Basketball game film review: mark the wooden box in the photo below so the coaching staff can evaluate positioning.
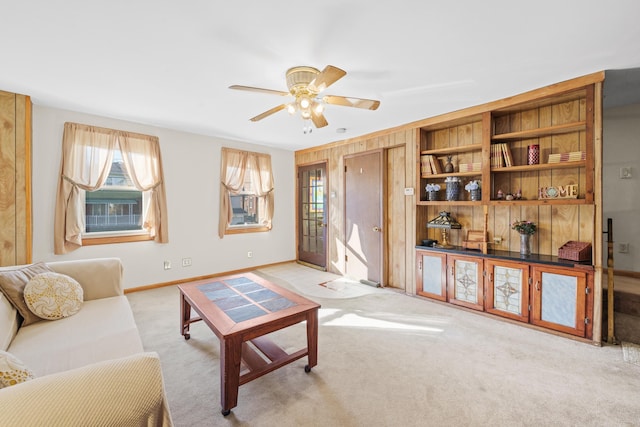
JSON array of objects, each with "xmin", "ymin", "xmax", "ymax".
[
  {"xmin": 463, "ymin": 230, "xmax": 488, "ymax": 253},
  {"xmin": 558, "ymin": 241, "xmax": 592, "ymax": 261}
]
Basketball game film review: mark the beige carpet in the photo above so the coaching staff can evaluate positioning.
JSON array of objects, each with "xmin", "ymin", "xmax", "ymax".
[
  {"xmin": 127, "ymin": 263, "xmax": 640, "ymax": 427},
  {"xmin": 257, "ymin": 263, "xmax": 392, "ymax": 299}
]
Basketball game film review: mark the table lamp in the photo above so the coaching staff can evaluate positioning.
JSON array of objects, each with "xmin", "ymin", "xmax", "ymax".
[{"xmin": 427, "ymin": 211, "xmax": 462, "ymax": 249}]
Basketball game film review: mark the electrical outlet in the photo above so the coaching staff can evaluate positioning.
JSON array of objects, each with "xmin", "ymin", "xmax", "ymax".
[
  {"xmin": 618, "ymin": 243, "xmax": 629, "ymax": 253},
  {"xmin": 619, "ymin": 167, "xmax": 632, "ymax": 179},
  {"xmin": 182, "ymin": 257, "xmax": 192, "ymax": 267},
  {"xmin": 247, "ymin": 251, "xmax": 253, "ymax": 258},
  {"xmin": 163, "ymin": 261, "xmax": 171, "ymax": 270},
  {"xmin": 493, "ymin": 237, "xmax": 502, "ymax": 244}
]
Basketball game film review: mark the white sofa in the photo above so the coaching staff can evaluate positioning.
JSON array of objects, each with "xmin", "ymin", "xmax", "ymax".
[{"xmin": 0, "ymin": 258, "xmax": 173, "ymax": 426}]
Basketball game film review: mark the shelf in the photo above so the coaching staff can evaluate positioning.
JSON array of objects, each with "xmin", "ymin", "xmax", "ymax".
[
  {"xmin": 421, "ymin": 171, "xmax": 482, "ymax": 179},
  {"xmin": 490, "ymin": 160, "xmax": 585, "ymax": 173},
  {"xmin": 420, "ymin": 143, "xmax": 483, "ymax": 156},
  {"xmin": 417, "ymin": 200, "xmax": 482, "ymax": 206},
  {"xmin": 418, "ymin": 199, "xmax": 588, "ymax": 206},
  {"xmin": 491, "ymin": 121, "xmax": 586, "ymax": 141},
  {"xmin": 489, "ymin": 198, "xmax": 587, "ymax": 206}
]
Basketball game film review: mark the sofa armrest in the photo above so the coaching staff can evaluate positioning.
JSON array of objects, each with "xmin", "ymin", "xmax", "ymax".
[
  {"xmin": 0, "ymin": 352, "xmax": 173, "ymax": 427},
  {"xmin": 47, "ymin": 258, "xmax": 123, "ymax": 300}
]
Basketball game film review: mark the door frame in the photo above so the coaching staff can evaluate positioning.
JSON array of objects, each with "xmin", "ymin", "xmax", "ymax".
[{"xmin": 296, "ymin": 160, "xmax": 329, "ymax": 270}]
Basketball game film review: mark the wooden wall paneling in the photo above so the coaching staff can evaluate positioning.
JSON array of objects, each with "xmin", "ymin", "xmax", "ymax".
[
  {"xmin": 14, "ymin": 95, "xmax": 30, "ymax": 265},
  {"xmin": 304, "ymin": 130, "xmax": 413, "ymax": 284},
  {"xmin": 493, "ymin": 205, "xmax": 510, "ymax": 250},
  {"xmin": 386, "ymin": 145, "xmax": 406, "ymax": 289},
  {"xmin": 507, "ymin": 204, "xmax": 518, "ymax": 252},
  {"xmin": 551, "ymin": 205, "xmax": 579, "ymax": 255},
  {"xmin": 591, "ymin": 81, "xmax": 603, "ymax": 343},
  {"xmin": 578, "ymin": 204, "xmax": 595, "ymax": 244},
  {"xmin": 0, "ymin": 92, "xmax": 17, "ymax": 266},
  {"xmin": 538, "ymin": 205, "xmax": 553, "ymax": 255},
  {"xmin": 403, "ymin": 129, "xmax": 417, "ymax": 294},
  {"xmin": 522, "ymin": 204, "xmax": 540, "ymax": 254},
  {"xmin": 0, "ymin": 91, "xmax": 31, "ymax": 267}
]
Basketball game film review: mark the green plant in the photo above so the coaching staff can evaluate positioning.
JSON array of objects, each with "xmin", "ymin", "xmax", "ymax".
[{"xmin": 512, "ymin": 220, "xmax": 536, "ymax": 235}]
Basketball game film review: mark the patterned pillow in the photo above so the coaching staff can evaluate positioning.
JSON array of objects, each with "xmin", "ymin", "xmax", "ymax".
[
  {"xmin": 0, "ymin": 263, "xmax": 54, "ymax": 327},
  {"xmin": 23, "ymin": 273, "xmax": 84, "ymax": 321},
  {"xmin": 0, "ymin": 350, "xmax": 35, "ymax": 388}
]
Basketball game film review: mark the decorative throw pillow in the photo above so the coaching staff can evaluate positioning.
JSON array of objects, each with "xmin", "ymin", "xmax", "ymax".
[
  {"xmin": 0, "ymin": 350, "xmax": 35, "ymax": 388},
  {"xmin": 0, "ymin": 263, "xmax": 54, "ymax": 327},
  {"xmin": 24, "ymin": 272, "xmax": 84, "ymax": 321}
]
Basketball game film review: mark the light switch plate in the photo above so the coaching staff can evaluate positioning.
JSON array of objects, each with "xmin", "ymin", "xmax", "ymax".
[{"xmin": 404, "ymin": 187, "xmax": 414, "ymax": 196}]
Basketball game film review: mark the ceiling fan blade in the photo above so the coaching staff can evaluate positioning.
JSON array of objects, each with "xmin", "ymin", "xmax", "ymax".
[
  {"xmin": 323, "ymin": 95, "xmax": 380, "ymax": 110},
  {"xmin": 229, "ymin": 85, "xmax": 290, "ymax": 97},
  {"xmin": 250, "ymin": 104, "xmax": 287, "ymax": 122},
  {"xmin": 308, "ymin": 65, "xmax": 346, "ymax": 93},
  {"xmin": 311, "ymin": 109, "xmax": 328, "ymax": 128}
]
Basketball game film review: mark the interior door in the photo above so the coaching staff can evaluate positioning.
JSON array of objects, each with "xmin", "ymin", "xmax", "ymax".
[
  {"xmin": 345, "ymin": 151, "xmax": 383, "ymax": 284},
  {"xmin": 297, "ymin": 163, "xmax": 327, "ymax": 269}
]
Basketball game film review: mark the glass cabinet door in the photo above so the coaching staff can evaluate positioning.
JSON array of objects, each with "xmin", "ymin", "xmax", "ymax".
[
  {"xmin": 530, "ymin": 265, "xmax": 587, "ymax": 337},
  {"xmin": 416, "ymin": 251, "xmax": 447, "ymax": 301},
  {"xmin": 485, "ymin": 260, "xmax": 529, "ymax": 322},
  {"xmin": 447, "ymin": 254, "xmax": 484, "ymax": 311}
]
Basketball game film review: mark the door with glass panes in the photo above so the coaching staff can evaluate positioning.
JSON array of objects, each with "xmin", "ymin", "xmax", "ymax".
[{"xmin": 297, "ymin": 163, "xmax": 327, "ymax": 269}]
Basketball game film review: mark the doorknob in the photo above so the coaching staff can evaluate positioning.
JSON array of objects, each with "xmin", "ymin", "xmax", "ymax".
[{"xmin": 373, "ymin": 226, "xmax": 382, "ymax": 232}]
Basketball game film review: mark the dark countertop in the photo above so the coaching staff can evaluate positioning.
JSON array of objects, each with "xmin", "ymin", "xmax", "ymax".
[{"xmin": 415, "ymin": 245, "xmax": 594, "ymax": 270}]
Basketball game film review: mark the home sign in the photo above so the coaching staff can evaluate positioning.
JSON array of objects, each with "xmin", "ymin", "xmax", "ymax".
[{"xmin": 538, "ymin": 184, "xmax": 578, "ymax": 199}]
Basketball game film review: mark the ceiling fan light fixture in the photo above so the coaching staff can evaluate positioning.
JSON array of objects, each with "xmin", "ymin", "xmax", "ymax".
[
  {"xmin": 299, "ymin": 96, "xmax": 311, "ymax": 109},
  {"xmin": 230, "ymin": 64, "xmax": 380, "ymax": 129}
]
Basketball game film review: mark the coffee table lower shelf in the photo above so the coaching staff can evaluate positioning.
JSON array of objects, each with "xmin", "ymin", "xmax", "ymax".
[{"xmin": 240, "ymin": 336, "xmax": 312, "ymax": 386}]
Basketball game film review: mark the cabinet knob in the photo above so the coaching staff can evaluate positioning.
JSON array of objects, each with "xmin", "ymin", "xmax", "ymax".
[{"xmin": 373, "ymin": 226, "xmax": 382, "ymax": 232}]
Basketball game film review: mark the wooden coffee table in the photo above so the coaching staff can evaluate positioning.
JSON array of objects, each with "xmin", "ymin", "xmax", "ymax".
[{"xmin": 178, "ymin": 272, "xmax": 320, "ymax": 416}]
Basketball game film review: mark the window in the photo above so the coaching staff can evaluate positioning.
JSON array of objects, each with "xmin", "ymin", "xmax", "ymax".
[
  {"xmin": 219, "ymin": 147, "xmax": 274, "ymax": 237},
  {"xmin": 84, "ymin": 150, "xmax": 145, "ymax": 234},
  {"xmin": 54, "ymin": 122, "xmax": 169, "ymax": 254}
]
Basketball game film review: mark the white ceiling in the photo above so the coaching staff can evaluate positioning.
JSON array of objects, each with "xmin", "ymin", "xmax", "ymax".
[{"xmin": 2, "ymin": 1, "xmax": 639, "ymax": 151}]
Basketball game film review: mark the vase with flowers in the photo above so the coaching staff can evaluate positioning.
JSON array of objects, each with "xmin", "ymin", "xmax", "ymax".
[
  {"xmin": 465, "ymin": 180, "xmax": 481, "ymax": 201},
  {"xmin": 512, "ymin": 220, "xmax": 536, "ymax": 255},
  {"xmin": 425, "ymin": 183, "xmax": 441, "ymax": 201}
]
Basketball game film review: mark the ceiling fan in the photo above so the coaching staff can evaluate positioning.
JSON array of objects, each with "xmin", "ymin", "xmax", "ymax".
[{"xmin": 229, "ymin": 65, "xmax": 380, "ymax": 130}]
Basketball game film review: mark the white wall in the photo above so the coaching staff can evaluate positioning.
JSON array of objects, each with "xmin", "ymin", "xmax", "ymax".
[
  {"xmin": 32, "ymin": 105, "xmax": 296, "ymax": 289},
  {"xmin": 602, "ymin": 103, "xmax": 640, "ymax": 272}
]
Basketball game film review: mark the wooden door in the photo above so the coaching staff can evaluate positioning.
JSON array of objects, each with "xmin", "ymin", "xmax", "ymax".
[
  {"xmin": 530, "ymin": 265, "xmax": 587, "ymax": 337},
  {"xmin": 447, "ymin": 254, "xmax": 484, "ymax": 311},
  {"xmin": 416, "ymin": 250, "xmax": 447, "ymax": 301},
  {"xmin": 345, "ymin": 151, "xmax": 383, "ymax": 284},
  {"xmin": 485, "ymin": 259, "xmax": 530, "ymax": 322},
  {"xmin": 297, "ymin": 162, "xmax": 327, "ymax": 269}
]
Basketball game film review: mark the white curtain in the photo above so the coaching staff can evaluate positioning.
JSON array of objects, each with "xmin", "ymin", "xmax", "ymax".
[
  {"xmin": 218, "ymin": 147, "xmax": 274, "ymax": 238},
  {"xmin": 54, "ymin": 122, "xmax": 169, "ymax": 254}
]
